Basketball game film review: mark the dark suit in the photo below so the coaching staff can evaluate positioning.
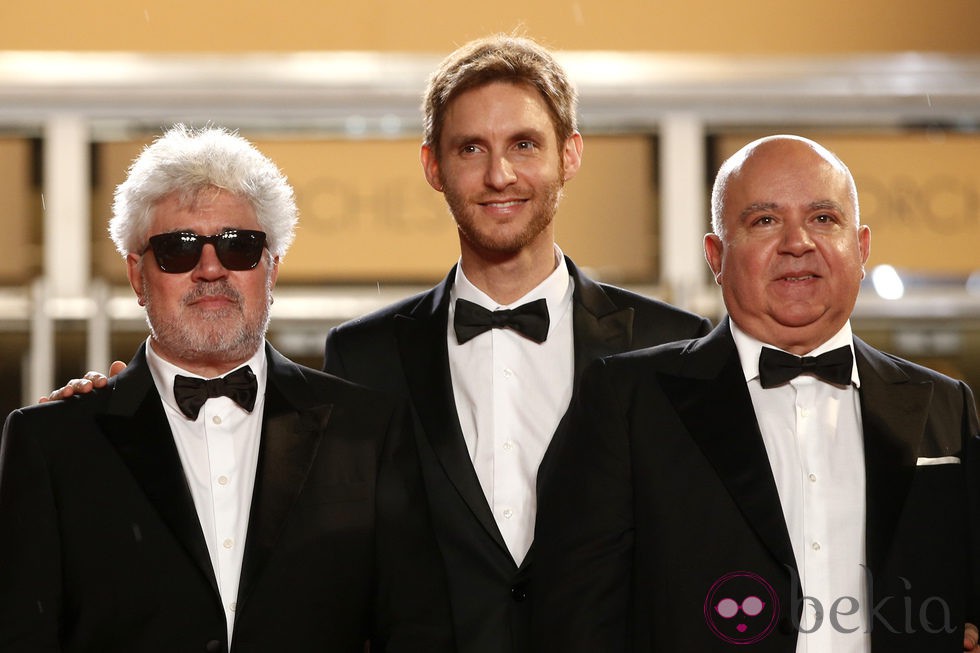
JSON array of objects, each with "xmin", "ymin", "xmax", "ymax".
[
  {"xmin": 534, "ymin": 319, "xmax": 980, "ymax": 652},
  {"xmin": 323, "ymin": 257, "xmax": 712, "ymax": 653},
  {"xmin": 0, "ymin": 342, "xmax": 453, "ymax": 653}
]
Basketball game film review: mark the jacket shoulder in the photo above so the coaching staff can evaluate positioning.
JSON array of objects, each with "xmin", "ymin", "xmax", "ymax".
[
  {"xmin": 592, "ymin": 281, "xmax": 712, "ymax": 340},
  {"xmin": 329, "ymin": 288, "xmax": 435, "ymax": 339}
]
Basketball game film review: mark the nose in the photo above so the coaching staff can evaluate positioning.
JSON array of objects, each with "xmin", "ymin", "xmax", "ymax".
[
  {"xmin": 485, "ymin": 154, "xmax": 518, "ymax": 190},
  {"xmin": 191, "ymin": 243, "xmax": 228, "ymax": 280},
  {"xmin": 779, "ymin": 222, "xmax": 815, "ymax": 256}
]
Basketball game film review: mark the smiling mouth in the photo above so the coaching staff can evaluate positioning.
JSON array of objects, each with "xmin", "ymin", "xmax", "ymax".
[{"xmin": 481, "ymin": 199, "xmax": 526, "ymax": 208}]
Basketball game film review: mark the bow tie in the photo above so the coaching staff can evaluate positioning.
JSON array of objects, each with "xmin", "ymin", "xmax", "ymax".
[
  {"xmin": 758, "ymin": 345, "xmax": 853, "ymax": 389},
  {"xmin": 173, "ymin": 365, "xmax": 257, "ymax": 420},
  {"xmin": 453, "ymin": 298, "xmax": 550, "ymax": 344}
]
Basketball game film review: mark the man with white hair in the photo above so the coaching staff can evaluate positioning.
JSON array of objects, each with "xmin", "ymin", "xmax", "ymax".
[{"xmin": 0, "ymin": 125, "xmax": 452, "ymax": 653}]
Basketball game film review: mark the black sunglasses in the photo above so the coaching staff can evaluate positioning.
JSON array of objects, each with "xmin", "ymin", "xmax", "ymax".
[{"xmin": 144, "ymin": 229, "xmax": 268, "ymax": 273}]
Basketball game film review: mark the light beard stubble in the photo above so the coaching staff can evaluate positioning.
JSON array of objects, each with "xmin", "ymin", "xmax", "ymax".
[{"xmin": 442, "ymin": 175, "xmax": 564, "ymax": 256}]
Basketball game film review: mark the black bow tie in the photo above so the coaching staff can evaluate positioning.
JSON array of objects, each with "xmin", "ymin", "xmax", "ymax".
[
  {"xmin": 173, "ymin": 365, "xmax": 257, "ymax": 420},
  {"xmin": 453, "ymin": 298, "xmax": 550, "ymax": 344},
  {"xmin": 758, "ymin": 345, "xmax": 853, "ymax": 389}
]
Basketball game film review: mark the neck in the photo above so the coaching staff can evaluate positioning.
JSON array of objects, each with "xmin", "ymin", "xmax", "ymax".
[
  {"xmin": 459, "ymin": 240, "xmax": 558, "ymax": 305},
  {"xmin": 732, "ymin": 318, "xmax": 845, "ymax": 357},
  {"xmin": 151, "ymin": 339, "xmax": 257, "ymax": 379}
]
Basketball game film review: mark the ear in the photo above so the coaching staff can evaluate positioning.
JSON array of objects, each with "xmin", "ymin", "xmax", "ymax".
[
  {"xmin": 126, "ymin": 252, "xmax": 144, "ymax": 299},
  {"xmin": 268, "ymin": 255, "xmax": 280, "ymax": 288},
  {"xmin": 703, "ymin": 233, "xmax": 724, "ymax": 284},
  {"xmin": 857, "ymin": 224, "xmax": 871, "ymax": 267},
  {"xmin": 420, "ymin": 144, "xmax": 443, "ymax": 192},
  {"xmin": 561, "ymin": 132, "xmax": 584, "ymax": 182}
]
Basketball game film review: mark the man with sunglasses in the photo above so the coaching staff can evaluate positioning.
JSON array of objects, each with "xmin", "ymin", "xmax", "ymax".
[{"xmin": 0, "ymin": 125, "xmax": 453, "ymax": 652}]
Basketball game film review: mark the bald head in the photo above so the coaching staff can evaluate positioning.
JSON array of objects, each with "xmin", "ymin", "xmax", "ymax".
[{"xmin": 711, "ymin": 135, "xmax": 860, "ymax": 239}]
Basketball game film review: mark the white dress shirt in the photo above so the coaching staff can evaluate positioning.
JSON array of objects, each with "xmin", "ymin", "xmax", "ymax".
[
  {"xmin": 146, "ymin": 339, "xmax": 267, "ymax": 646},
  {"xmin": 447, "ymin": 247, "xmax": 575, "ymax": 566},
  {"xmin": 731, "ymin": 321, "xmax": 870, "ymax": 653}
]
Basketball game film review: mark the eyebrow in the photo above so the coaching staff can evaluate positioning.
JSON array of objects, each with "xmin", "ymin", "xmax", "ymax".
[
  {"xmin": 446, "ymin": 128, "xmax": 549, "ymax": 148},
  {"xmin": 809, "ymin": 200, "xmax": 847, "ymax": 213},
  {"xmin": 739, "ymin": 200, "xmax": 846, "ymax": 219},
  {"xmin": 739, "ymin": 202, "xmax": 778, "ymax": 220}
]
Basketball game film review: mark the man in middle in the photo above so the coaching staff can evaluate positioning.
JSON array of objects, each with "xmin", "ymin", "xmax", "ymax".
[{"xmin": 323, "ymin": 34, "xmax": 712, "ymax": 653}]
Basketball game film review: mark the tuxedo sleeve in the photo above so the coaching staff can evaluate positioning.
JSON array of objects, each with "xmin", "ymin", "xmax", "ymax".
[
  {"xmin": 533, "ymin": 358, "xmax": 634, "ymax": 653},
  {"xmin": 0, "ymin": 409, "xmax": 63, "ymax": 652},
  {"xmin": 962, "ymin": 381, "xmax": 980, "ymax": 626},
  {"xmin": 371, "ymin": 400, "xmax": 455, "ymax": 652}
]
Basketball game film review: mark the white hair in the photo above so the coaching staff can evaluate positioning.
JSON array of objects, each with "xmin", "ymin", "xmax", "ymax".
[{"xmin": 109, "ymin": 124, "xmax": 298, "ymax": 258}]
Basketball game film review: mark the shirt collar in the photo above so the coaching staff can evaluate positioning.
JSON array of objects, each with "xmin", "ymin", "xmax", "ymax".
[
  {"xmin": 145, "ymin": 338, "xmax": 268, "ymax": 420},
  {"xmin": 730, "ymin": 319, "xmax": 861, "ymax": 388}
]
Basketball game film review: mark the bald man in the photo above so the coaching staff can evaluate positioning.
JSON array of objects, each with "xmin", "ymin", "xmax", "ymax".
[{"xmin": 534, "ymin": 135, "xmax": 980, "ymax": 652}]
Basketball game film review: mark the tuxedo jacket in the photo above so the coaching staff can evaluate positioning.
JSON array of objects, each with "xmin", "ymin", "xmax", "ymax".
[
  {"xmin": 0, "ymin": 342, "xmax": 454, "ymax": 653},
  {"xmin": 323, "ymin": 257, "xmax": 712, "ymax": 653},
  {"xmin": 533, "ymin": 319, "xmax": 980, "ymax": 652}
]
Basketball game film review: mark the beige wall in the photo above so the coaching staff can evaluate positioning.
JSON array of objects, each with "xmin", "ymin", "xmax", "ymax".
[
  {"xmin": 0, "ymin": 139, "xmax": 40, "ymax": 282},
  {"xmin": 4, "ymin": 0, "xmax": 978, "ymax": 283},
  {"xmin": 2, "ymin": 0, "xmax": 979, "ymax": 54}
]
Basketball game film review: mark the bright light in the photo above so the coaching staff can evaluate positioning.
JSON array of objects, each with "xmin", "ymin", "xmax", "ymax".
[{"xmin": 871, "ymin": 264, "xmax": 905, "ymax": 300}]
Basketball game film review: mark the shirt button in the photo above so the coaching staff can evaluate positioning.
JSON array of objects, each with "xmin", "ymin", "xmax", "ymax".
[
  {"xmin": 811, "ymin": 541, "xmax": 821, "ymax": 551},
  {"xmin": 799, "ymin": 407, "xmax": 810, "ymax": 418},
  {"xmin": 503, "ymin": 368, "xmax": 513, "ymax": 378},
  {"xmin": 229, "ymin": 601, "xmax": 237, "ymax": 612},
  {"xmin": 502, "ymin": 509, "xmax": 514, "ymax": 519},
  {"xmin": 503, "ymin": 441, "xmax": 514, "ymax": 451},
  {"xmin": 223, "ymin": 538, "xmax": 234, "ymax": 549},
  {"xmin": 217, "ymin": 475, "xmax": 229, "ymax": 486},
  {"xmin": 212, "ymin": 415, "xmax": 222, "ymax": 425},
  {"xmin": 808, "ymin": 473, "xmax": 817, "ymax": 482}
]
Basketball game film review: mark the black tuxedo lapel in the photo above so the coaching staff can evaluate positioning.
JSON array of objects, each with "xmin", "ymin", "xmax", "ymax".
[
  {"xmin": 97, "ymin": 346, "xmax": 218, "ymax": 596},
  {"xmin": 854, "ymin": 338, "xmax": 933, "ymax": 575},
  {"xmin": 394, "ymin": 269, "xmax": 508, "ymax": 555},
  {"xmin": 536, "ymin": 258, "xmax": 636, "ymax": 498},
  {"xmin": 567, "ymin": 257, "xmax": 634, "ymax": 393},
  {"xmin": 237, "ymin": 345, "xmax": 331, "ymax": 610},
  {"xmin": 660, "ymin": 323, "xmax": 798, "ymax": 573}
]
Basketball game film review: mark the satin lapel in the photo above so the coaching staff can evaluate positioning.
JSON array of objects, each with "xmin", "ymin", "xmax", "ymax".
[
  {"xmin": 854, "ymin": 338, "xmax": 932, "ymax": 574},
  {"xmin": 567, "ymin": 257, "xmax": 634, "ymax": 395},
  {"xmin": 536, "ymin": 260, "xmax": 634, "ymax": 494},
  {"xmin": 237, "ymin": 346, "xmax": 329, "ymax": 608},
  {"xmin": 660, "ymin": 325, "xmax": 797, "ymax": 572},
  {"xmin": 394, "ymin": 272, "xmax": 508, "ymax": 554},
  {"xmin": 97, "ymin": 348, "xmax": 218, "ymax": 595}
]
